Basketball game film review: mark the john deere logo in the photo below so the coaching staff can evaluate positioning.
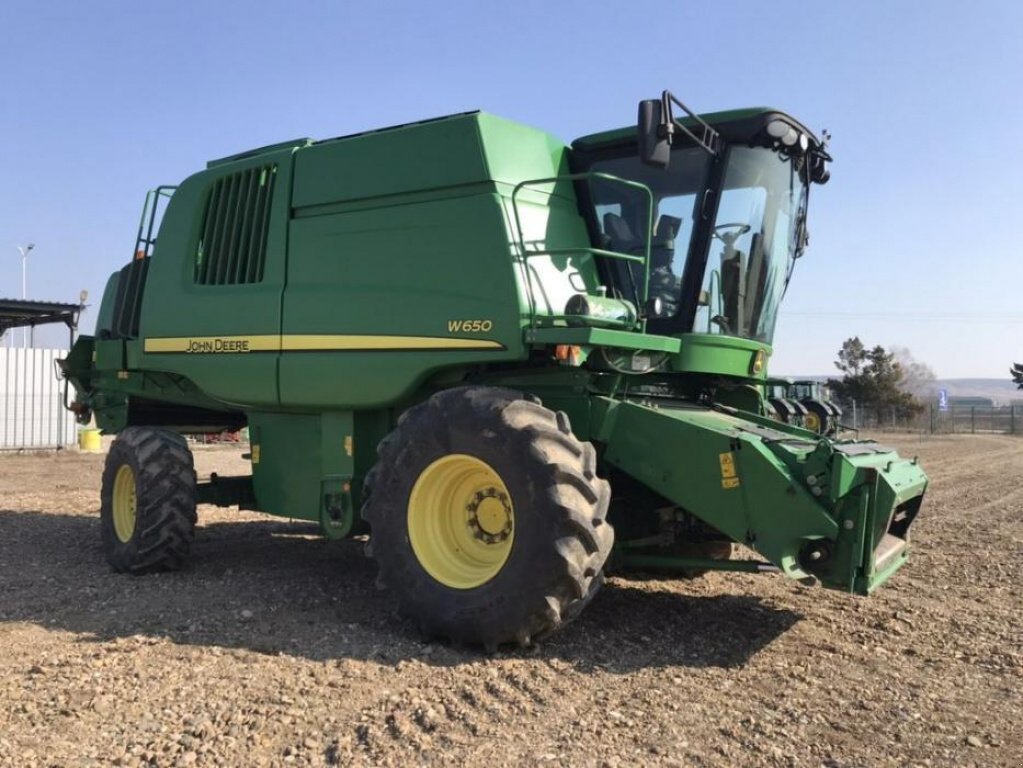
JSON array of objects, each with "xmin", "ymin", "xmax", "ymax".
[{"xmin": 186, "ymin": 338, "xmax": 251, "ymax": 353}]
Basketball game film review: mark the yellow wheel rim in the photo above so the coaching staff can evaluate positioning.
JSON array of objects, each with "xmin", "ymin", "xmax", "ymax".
[
  {"xmin": 112, "ymin": 464, "xmax": 137, "ymax": 544},
  {"xmin": 804, "ymin": 412, "xmax": 821, "ymax": 433},
  {"xmin": 407, "ymin": 454, "xmax": 514, "ymax": 590}
]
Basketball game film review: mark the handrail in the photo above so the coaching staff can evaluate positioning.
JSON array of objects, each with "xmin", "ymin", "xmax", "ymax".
[
  {"xmin": 133, "ymin": 185, "xmax": 177, "ymax": 260},
  {"xmin": 510, "ymin": 172, "xmax": 654, "ymax": 330}
]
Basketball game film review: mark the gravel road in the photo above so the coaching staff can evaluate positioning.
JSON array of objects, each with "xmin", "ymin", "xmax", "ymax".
[{"xmin": 0, "ymin": 433, "xmax": 1020, "ymax": 767}]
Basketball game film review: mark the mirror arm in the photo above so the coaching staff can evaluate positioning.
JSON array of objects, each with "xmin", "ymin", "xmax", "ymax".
[{"xmin": 661, "ymin": 90, "xmax": 720, "ymax": 157}]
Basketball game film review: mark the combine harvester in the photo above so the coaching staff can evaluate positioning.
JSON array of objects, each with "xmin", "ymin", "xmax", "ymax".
[
  {"xmin": 61, "ymin": 91, "xmax": 928, "ymax": 647},
  {"xmin": 768, "ymin": 379, "xmax": 843, "ymax": 436},
  {"xmin": 790, "ymin": 379, "xmax": 844, "ymax": 436},
  {"xmin": 766, "ymin": 379, "xmax": 810, "ymax": 430}
]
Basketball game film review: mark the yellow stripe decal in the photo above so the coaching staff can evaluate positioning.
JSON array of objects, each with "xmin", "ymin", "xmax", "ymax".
[
  {"xmin": 144, "ymin": 334, "xmax": 504, "ymax": 354},
  {"xmin": 280, "ymin": 335, "xmax": 503, "ymax": 351}
]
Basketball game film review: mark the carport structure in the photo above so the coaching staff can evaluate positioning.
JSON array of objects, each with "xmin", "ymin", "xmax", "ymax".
[
  {"xmin": 0, "ymin": 298, "xmax": 83, "ymax": 347},
  {"xmin": 1, "ymin": 298, "xmax": 85, "ymax": 450}
]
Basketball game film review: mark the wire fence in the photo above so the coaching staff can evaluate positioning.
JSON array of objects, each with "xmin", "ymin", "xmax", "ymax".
[{"xmin": 841, "ymin": 402, "xmax": 1023, "ymax": 435}]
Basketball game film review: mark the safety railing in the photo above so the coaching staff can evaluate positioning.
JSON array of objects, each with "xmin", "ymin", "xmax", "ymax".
[
  {"xmin": 510, "ymin": 172, "xmax": 653, "ymax": 330},
  {"xmin": 133, "ymin": 185, "xmax": 177, "ymax": 260}
]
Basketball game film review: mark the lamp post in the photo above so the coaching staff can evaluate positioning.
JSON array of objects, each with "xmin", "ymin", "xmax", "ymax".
[{"xmin": 16, "ymin": 244, "xmax": 35, "ymax": 348}]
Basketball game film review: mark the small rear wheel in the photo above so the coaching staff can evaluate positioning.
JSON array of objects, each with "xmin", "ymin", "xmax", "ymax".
[
  {"xmin": 100, "ymin": 427, "xmax": 197, "ymax": 573},
  {"xmin": 802, "ymin": 402, "xmax": 830, "ymax": 435},
  {"xmin": 362, "ymin": 386, "xmax": 613, "ymax": 648}
]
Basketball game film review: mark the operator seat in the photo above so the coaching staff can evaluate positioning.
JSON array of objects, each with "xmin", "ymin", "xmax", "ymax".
[
  {"xmin": 649, "ymin": 215, "xmax": 681, "ymax": 315},
  {"xmin": 602, "ymin": 212, "xmax": 639, "ymax": 252},
  {"xmin": 601, "ymin": 213, "xmax": 644, "ymax": 303}
]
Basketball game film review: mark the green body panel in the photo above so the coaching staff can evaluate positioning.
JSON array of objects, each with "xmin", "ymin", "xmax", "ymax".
[
  {"xmin": 244, "ymin": 408, "xmax": 390, "ymax": 531},
  {"xmin": 671, "ymin": 333, "xmax": 769, "ymax": 380},
  {"xmin": 281, "ymin": 192, "xmax": 525, "ymax": 408},
  {"xmin": 62, "ymin": 104, "xmax": 928, "ymax": 595},
  {"xmin": 595, "ymin": 400, "xmax": 833, "ymax": 573},
  {"xmin": 592, "ymin": 398, "xmax": 926, "ymax": 593},
  {"xmin": 247, "ymin": 411, "xmax": 352, "ymax": 528},
  {"xmin": 525, "ymin": 327, "xmax": 681, "ymax": 353},
  {"xmin": 95, "ymin": 275, "xmax": 119, "ymax": 335},
  {"xmin": 136, "ymin": 147, "xmax": 298, "ymax": 407},
  {"xmin": 127, "ymin": 112, "xmax": 599, "ymax": 410}
]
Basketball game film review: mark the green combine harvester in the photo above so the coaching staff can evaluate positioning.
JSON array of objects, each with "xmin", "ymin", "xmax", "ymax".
[
  {"xmin": 789, "ymin": 379, "xmax": 844, "ymax": 435},
  {"xmin": 767, "ymin": 378, "xmax": 843, "ymax": 436},
  {"xmin": 61, "ymin": 91, "xmax": 928, "ymax": 647},
  {"xmin": 765, "ymin": 379, "xmax": 810, "ymax": 430}
]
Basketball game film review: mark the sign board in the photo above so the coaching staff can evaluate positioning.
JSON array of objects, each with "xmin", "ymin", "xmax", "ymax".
[{"xmin": 938, "ymin": 389, "xmax": 949, "ymax": 412}]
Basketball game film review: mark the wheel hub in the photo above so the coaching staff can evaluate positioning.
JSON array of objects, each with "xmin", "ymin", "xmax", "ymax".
[
  {"xmin": 407, "ymin": 454, "xmax": 516, "ymax": 590},
  {"xmin": 468, "ymin": 488, "xmax": 513, "ymax": 543}
]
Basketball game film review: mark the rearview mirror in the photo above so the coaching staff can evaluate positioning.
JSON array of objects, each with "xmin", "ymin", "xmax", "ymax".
[{"xmin": 638, "ymin": 100, "xmax": 671, "ymax": 169}]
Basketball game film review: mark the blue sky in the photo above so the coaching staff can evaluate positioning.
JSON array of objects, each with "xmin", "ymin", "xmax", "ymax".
[{"xmin": 2, "ymin": 1, "xmax": 1021, "ymax": 377}]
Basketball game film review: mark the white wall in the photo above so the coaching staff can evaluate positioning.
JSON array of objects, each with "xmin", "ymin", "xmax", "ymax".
[{"xmin": 0, "ymin": 348, "xmax": 77, "ymax": 450}]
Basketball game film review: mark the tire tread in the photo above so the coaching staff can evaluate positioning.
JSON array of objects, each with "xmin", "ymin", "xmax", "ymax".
[
  {"xmin": 362, "ymin": 386, "xmax": 613, "ymax": 647},
  {"xmin": 102, "ymin": 427, "xmax": 197, "ymax": 574}
]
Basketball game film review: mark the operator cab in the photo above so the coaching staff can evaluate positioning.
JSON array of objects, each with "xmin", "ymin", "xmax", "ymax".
[{"xmin": 571, "ymin": 92, "xmax": 831, "ymax": 348}]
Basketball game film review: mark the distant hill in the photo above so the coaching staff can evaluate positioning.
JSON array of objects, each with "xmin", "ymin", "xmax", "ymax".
[{"xmin": 779, "ymin": 376, "xmax": 1022, "ymax": 405}]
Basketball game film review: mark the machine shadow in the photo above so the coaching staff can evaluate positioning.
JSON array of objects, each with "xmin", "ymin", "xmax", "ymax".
[
  {"xmin": 543, "ymin": 580, "xmax": 802, "ymax": 672},
  {"xmin": 0, "ymin": 509, "xmax": 800, "ymax": 671}
]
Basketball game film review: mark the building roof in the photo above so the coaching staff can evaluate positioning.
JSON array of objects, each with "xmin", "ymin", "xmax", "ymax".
[{"xmin": 0, "ymin": 298, "xmax": 83, "ymax": 335}]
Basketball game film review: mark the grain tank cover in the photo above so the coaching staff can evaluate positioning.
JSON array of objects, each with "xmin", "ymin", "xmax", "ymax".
[
  {"xmin": 291, "ymin": 111, "xmax": 570, "ymax": 208},
  {"xmin": 207, "ymin": 138, "xmax": 313, "ymax": 169}
]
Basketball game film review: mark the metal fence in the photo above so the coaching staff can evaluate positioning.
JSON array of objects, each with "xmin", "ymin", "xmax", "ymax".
[
  {"xmin": 842, "ymin": 402, "xmax": 1023, "ymax": 435},
  {"xmin": 0, "ymin": 348, "xmax": 76, "ymax": 450}
]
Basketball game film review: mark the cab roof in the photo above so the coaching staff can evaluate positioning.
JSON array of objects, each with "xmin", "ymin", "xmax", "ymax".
[{"xmin": 572, "ymin": 106, "xmax": 821, "ymax": 151}]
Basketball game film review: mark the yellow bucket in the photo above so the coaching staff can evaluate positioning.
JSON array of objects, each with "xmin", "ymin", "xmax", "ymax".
[{"xmin": 79, "ymin": 428, "xmax": 102, "ymax": 453}]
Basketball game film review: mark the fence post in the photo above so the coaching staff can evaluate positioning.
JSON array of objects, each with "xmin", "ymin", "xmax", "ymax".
[
  {"xmin": 930, "ymin": 404, "xmax": 935, "ymax": 434},
  {"xmin": 971, "ymin": 406, "xmax": 976, "ymax": 434},
  {"xmin": 1012, "ymin": 406, "xmax": 1016, "ymax": 435}
]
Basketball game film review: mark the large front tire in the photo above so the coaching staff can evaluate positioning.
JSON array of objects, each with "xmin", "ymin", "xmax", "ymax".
[
  {"xmin": 362, "ymin": 387, "xmax": 613, "ymax": 648},
  {"xmin": 100, "ymin": 427, "xmax": 197, "ymax": 573}
]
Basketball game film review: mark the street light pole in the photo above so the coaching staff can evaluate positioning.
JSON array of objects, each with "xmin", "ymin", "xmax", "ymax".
[{"xmin": 16, "ymin": 243, "xmax": 35, "ymax": 348}]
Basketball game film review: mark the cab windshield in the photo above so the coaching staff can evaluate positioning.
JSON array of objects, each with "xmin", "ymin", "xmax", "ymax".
[
  {"xmin": 585, "ymin": 143, "xmax": 808, "ymax": 345},
  {"xmin": 695, "ymin": 146, "xmax": 808, "ymax": 343}
]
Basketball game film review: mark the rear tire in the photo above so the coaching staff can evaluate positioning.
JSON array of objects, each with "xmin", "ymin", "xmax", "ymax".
[
  {"xmin": 100, "ymin": 427, "xmax": 197, "ymax": 573},
  {"xmin": 362, "ymin": 386, "xmax": 613, "ymax": 648},
  {"xmin": 802, "ymin": 402, "xmax": 830, "ymax": 435}
]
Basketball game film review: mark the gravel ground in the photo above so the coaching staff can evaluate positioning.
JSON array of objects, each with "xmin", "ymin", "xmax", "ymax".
[{"xmin": 0, "ymin": 433, "xmax": 1020, "ymax": 767}]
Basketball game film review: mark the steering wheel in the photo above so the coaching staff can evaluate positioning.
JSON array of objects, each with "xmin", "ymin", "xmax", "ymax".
[{"xmin": 712, "ymin": 222, "xmax": 752, "ymax": 247}]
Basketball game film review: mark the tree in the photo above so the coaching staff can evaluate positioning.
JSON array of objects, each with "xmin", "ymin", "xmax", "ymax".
[
  {"xmin": 1012, "ymin": 363, "xmax": 1023, "ymax": 389},
  {"xmin": 835, "ymin": 337, "xmax": 867, "ymax": 377},
  {"xmin": 828, "ymin": 338, "xmax": 925, "ymax": 422}
]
